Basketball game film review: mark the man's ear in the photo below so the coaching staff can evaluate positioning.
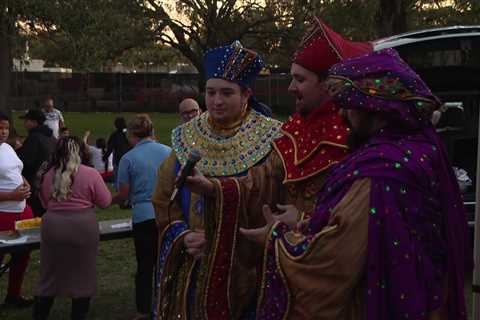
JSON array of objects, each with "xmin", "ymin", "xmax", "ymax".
[{"xmin": 242, "ymin": 87, "xmax": 252, "ymax": 102}]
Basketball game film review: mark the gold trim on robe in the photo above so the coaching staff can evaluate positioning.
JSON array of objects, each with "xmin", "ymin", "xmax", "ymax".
[{"xmin": 172, "ymin": 109, "xmax": 282, "ymax": 177}]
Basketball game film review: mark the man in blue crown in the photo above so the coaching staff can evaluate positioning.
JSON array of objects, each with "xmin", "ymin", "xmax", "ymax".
[{"xmin": 151, "ymin": 42, "xmax": 282, "ymax": 319}]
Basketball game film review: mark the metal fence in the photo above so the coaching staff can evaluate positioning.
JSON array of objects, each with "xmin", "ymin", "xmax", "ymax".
[{"xmin": 8, "ymin": 71, "xmax": 296, "ymax": 114}]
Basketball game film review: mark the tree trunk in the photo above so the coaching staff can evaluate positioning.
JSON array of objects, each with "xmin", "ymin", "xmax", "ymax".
[
  {"xmin": 0, "ymin": 5, "xmax": 13, "ymax": 119},
  {"xmin": 178, "ymin": 48, "xmax": 204, "ymax": 92},
  {"xmin": 197, "ymin": 70, "xmax": 206, "ymax": 93},
  {"xmin": 376, "ymin": 0, "xmax": 409, "ymax": 37}
]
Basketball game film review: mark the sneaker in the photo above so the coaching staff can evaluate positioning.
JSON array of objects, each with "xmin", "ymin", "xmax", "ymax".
[{"xmin": 3, "ymin": 295, "xmax": 34, "ymax": 309}]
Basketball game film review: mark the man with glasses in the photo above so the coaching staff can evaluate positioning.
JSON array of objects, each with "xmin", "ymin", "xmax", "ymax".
[{"xmin": 178, "ymin": 98, "xmax": 201, "ymax": 123}]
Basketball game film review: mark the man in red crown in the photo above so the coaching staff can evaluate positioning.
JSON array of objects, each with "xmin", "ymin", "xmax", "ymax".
[{"xmin": 270, "ymin": 17, "xmax": 371, "ymax": 213}]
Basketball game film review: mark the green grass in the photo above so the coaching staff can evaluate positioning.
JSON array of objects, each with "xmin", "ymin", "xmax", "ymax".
[
  {"xmin": 12, "ymin": 112, "xmax": 180, "ymax": 146},
  {"xmin": 2, "ymin": 112, "xmax": 475, "ymax": 319},
  {"xmin": 0, "ymin": 207, "xmax": 136, "ymax": 320}
]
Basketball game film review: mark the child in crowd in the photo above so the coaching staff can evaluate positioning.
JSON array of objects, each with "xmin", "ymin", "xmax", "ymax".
[{"xmin": 83, "ymin": 131, "xmax": 114, "ymax": 182}]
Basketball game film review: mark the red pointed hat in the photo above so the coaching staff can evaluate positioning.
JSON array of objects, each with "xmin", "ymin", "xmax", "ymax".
[{"xmin": 293, "ymin": 17, "xmax": 372, "ymax": 74}]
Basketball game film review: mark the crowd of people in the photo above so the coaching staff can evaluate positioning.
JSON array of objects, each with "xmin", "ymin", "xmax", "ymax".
[
  {"xmin": 0, "ymin": 99, "xmax": 172, "ymax": 319},
  {"xmin": 0, "ymin": 16, "xmax": 471, "ymax": 320}
]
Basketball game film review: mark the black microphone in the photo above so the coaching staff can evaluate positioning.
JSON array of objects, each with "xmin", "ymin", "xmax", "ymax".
[{"xmin": 169, "ymin": 150, "xmax": 202, "ymax": 203}]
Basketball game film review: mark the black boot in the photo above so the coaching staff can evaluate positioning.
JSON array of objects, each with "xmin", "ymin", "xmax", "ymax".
[
  {"xmin": 4, "ymin": 295, "xmax": 34, "ymax": 309},
  {"xmin": 33, "ymin": 296, "xmax": 54, "ymax": 320},
  {"xmin": 71, "ymin": 297, "xmax": 90, "ymax": 320}
]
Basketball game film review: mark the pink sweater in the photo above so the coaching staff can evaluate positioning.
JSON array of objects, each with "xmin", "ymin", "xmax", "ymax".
[{"xmin": 40, "ymin": 165, "xmax": 112, "ymax": 211}]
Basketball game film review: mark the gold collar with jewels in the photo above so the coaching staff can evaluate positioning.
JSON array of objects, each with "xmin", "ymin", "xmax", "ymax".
[{"xmin": 172, "ymin": 110, "xmax": 282, "ymax": 177}]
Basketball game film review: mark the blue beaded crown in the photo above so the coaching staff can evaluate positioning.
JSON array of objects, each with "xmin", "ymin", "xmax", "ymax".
[{"xmin": 204, "ymin": 41, "xmax": 265, "ymax": 88}]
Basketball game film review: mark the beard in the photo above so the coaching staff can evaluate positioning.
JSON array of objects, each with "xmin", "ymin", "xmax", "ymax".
[
  {"xmin": 347, "ymin": 129, "xmax": 372, "ymax": 151},
  {"xmin": 343, "ymin": 113, "xmax": 375, "ymax": 151}
]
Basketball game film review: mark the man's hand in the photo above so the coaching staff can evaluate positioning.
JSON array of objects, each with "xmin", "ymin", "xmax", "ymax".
[
  {"xmin": 274, "ymin": 204, "xmax": 300, "ymax": 228},
  {"xmin": 111, "ymin": 183, "xmax": 129, "ymax": 206},
  {"xmin": 184, "ymin": 230, "xmax": 206, "ymax": 259},
  {"xmin": 178, "ymin": 168, "xmax": 215, "ymax": 196},
  {"xmin": 296, "ymin": 218, "xmax": 311, "ymax": 234},
  {"xmin": 240, "ymin": 204, "xmax": 302, "ymax": 243}
]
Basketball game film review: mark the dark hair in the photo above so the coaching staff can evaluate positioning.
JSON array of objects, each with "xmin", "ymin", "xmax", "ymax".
[
  {"xmin": 96, "ymin": 138, "xmax": 106, "ymax": 150},
  {"xmin": 0, "ymin": 111, "xmax": 9, "ymax": 122},
  {"xmin": 114, "ymin": 117, "xmax": 127, "ymax": 130},
  {"xmin": 60, "ymin": 127, "xmax": 69, "ymax": 133},
  {"xmin": 239, "ymin": 84, "xmax": 248, "ymax": 93}
]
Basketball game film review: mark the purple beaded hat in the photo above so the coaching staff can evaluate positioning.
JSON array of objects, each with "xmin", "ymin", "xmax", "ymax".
[{"xmin": 325, "ymin": 48, "xmax": 442, "ymax": 128}]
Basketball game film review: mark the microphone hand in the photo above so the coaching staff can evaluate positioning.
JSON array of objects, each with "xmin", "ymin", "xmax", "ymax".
[
  {"xmin": 184, "ymin": 168, "xmax": 215, "ymax": 196},
  {"xmin": 170, "ymin": 150, "xmax": 202, "ymax": 202}
]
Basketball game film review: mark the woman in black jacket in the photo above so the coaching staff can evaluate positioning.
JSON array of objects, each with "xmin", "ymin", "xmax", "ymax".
[{"xmin": 17, "ymin": 109, "xmax": 55, "ymax": 217}]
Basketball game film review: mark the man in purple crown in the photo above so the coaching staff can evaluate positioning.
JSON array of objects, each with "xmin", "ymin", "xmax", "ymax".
[{"xmin": 241, "ymin": 49, "xmax": 470, "ymax": 319}]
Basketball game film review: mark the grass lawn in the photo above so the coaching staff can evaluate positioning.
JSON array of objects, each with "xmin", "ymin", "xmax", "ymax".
[
  {"xmin": 0, "ymin": 206, "xmax": 138, "ymax": 320},
  {"xmin": 1, "ymin": 112, "xmax": 475, "ymax": 319},
  {"xmin": 12, "ymin": 112, "xmax": 180, "ymax": 146}
]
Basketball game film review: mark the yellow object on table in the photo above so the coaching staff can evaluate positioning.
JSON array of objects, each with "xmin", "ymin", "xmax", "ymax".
[{"xmin": 15, "ymin": 217, "xmax": 42, "ymax": 230}]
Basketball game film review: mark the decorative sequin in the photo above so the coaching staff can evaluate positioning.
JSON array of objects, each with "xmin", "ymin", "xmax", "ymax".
[
  {"xmin": 172, "ymin": 110, "xmax": 281, "ymax": 177},
  {"xmin": 273, "ymin": 100, "xmax": 348, "ymax": 182},
  {"xmin": 152, "ymin": 221, "xmax": 188, "ymax": 319}
]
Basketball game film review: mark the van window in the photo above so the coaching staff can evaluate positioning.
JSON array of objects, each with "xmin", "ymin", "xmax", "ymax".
[{"xmin": 395, "ymin": 36, "xmax": 480, "ymax": 69}]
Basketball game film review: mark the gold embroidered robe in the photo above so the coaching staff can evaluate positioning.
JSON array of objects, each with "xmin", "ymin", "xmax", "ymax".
[{"xmin": 152, "ymin": 110, "xmax": 282, "ymax": 320}]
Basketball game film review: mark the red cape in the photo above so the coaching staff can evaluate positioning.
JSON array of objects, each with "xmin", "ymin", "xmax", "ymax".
[{"xmin": 273, "ymin": 101, "xmax": 349, "ymax": 183}]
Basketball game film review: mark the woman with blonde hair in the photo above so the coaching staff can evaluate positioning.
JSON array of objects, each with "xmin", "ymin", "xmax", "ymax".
[{"xmin": 34, "ymin": 136, "xmax": 112, "ymax": 320}]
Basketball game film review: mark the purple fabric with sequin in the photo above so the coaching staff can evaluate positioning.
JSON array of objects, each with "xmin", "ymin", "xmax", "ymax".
[
  {"xmin": 307, "ymin": 49, "xmax": 470, "ymax": 319},
  {"xmin": 328, "ymin": 48, "xmax": 442, "ymax": 130}
]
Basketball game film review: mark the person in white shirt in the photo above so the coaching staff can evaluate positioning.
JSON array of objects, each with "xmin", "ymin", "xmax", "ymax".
[
  {"xmin": 0, "ymin": 111, "xmax": 34, "ymax": 308},
  {"xmin": 42, "ymin": 96, "xmax": 64, "ymax": 139},
  {"xmin": 83, "ymin": 131, "xmax": 113, "ymax": 177}
]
